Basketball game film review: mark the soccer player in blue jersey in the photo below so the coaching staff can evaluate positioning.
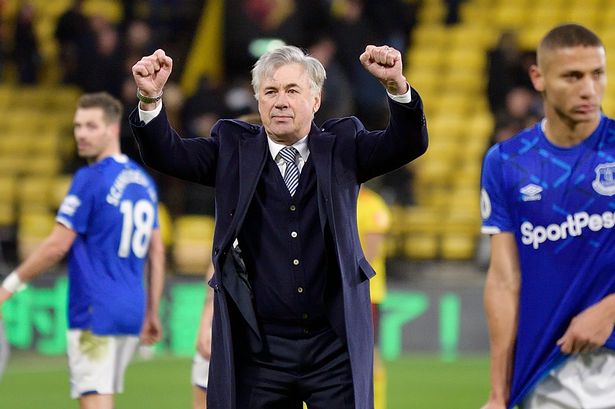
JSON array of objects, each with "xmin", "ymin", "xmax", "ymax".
[
  {"xmin": 0, "ymin": 92, "xmax": 165, "ymax": 409},
  {"xmin": 480, "ymin": 24, "xmax": 615, "ymax": 409}
]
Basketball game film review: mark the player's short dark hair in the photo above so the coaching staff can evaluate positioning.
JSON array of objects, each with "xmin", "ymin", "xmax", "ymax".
[
  {"xmin": 539, "ymin": 24, "xmax": 603, "ymax": 52},
  {"xmin": 76, "ymin": 92, "xmax": 123, "ymax": 124}
]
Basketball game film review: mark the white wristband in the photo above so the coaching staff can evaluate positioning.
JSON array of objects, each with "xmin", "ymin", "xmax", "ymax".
[{"xmin": 2, "ymin": 271, "xmax": 25, "ymax": 293}]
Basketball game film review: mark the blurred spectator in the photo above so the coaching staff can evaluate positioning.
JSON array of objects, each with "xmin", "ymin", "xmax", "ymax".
[
  {"xmin": 123, "ymin": 20, "xmax": 157, "ymax": 68},
  {"xmin": 364, "ymin": 0, "xmax": 418, "ymax": 53},
  {"xmin": 444, "ymin": 0, "xmax": 464, "ymax": 25},
  {"xmin": 490, "ymin": 87, "xmax": 542, "ymax": 145},
  {"xmin": 223, "ymin": 78, "xmax": 258, "ymax": 118},
  {"xmin": 308, "ymin": 36, "xmax": 353, "ymax": 124},
  {"xmin": 85, "ymin": 18, "xmax": 124, "ymax": 97},
  {"xmin": 55, "ymin": 0, "xmax": 97, "ymax": 85},
  {"xmin": 181, "ymin": 76, "xmax": 225, "ymax": 137},
  {"xmin": 161, "ymin": 82, "xmax": 185, "ymax": 131},
  {"xmin": 486, "ymin": 30, "xmax": 534, "ymax": 115},
  {"xmin": 13, "ymin": 2, "xmax": 40, "ymax": 84},
  {"xmin": 223, "ymin": 0, "xmax": 330, "ymax": 80},
  {"xmin": 0, "ymin": 0, "xmax": 6, "ymax": 79},
  {"xmin": 120, "ymin": 77, "xmax": 143, "ymax": 163},
  {"xmin": 331, "ymin": 0, "xmax": 388, "ymax": 129},
  {"xmin": 376, "ymin": 165, "xmax": 415, "ymax": 206}
]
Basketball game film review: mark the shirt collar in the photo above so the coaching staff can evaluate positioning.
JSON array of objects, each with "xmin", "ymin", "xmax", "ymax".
[{"xmin": 267, "ymin": 134, "xmax": 310, "ymax": 162}]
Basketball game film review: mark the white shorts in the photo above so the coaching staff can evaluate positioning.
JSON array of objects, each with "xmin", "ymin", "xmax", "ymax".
[
  {"xmin": 520, "ymin": 348, "xmax": 615, "ymax": 409},
  {"xmin": 191, "ymin": 352, "xmax": 210, "ymax": 390},
  {"xmin": 67, "ymin": 330, "xmax": 140, "ymax": 399}
]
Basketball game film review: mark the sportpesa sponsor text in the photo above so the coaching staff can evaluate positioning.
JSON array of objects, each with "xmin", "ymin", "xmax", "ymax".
[{"xmin": 521, "ymin": 210, "xmax": 615, "ymax": 249}]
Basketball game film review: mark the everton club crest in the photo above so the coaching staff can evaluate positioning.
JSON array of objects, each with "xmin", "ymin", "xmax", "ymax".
[{"xmin": 592, "ymin": 162, "xmax": 615, "ymax": 196}]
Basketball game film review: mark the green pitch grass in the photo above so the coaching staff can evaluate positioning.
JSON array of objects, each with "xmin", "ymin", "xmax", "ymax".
[{"xmin": 0, "ymin": 352, "xmax": 490, "ymax": 408}]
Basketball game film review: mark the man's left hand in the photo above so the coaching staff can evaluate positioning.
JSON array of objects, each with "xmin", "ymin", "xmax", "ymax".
[{"xmin": 359, "ymin": 45, "xmax": 408, "ymax": 95}]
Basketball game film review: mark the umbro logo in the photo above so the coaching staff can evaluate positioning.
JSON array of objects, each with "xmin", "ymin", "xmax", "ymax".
[{"xmin": 520, "ymin": 184, "xmax": 542, "ymax": 202}]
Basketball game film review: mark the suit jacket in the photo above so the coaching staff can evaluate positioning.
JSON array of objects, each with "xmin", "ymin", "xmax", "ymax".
[{"xmin": 130, "ymin": 89, "xmax": 428, "ymax": 409}]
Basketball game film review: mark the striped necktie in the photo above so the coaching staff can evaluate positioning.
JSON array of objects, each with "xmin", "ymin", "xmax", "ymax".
[{"xmin": 279, "ymin": 146, "xmax": 300, "ymax": 196}]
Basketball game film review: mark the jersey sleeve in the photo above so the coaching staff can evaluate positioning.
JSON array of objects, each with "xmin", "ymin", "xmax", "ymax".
[
  {"xmin": 56, "ymin": 168, "xmax": 95, "ymax": 234},
  {"xmin": 480, "ymin": 145, "xmax": 514, "ymax": 234}
]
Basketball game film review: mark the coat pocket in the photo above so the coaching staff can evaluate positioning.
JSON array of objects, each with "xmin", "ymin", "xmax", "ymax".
[
  {"xmin": 208, "ymin": 274, "xmax": 219, "ymax": 291},
  {"xmin": 358, "ymin": 256, "xmax": 376, "ymax": 281}
]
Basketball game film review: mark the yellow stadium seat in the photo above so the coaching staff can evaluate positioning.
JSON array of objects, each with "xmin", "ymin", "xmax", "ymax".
[
  {"xmin": 562, "ymin": 7, "xmax": 599, "ymax": 28},
  {"xmin": 442, "ymin": 70, "xmax": 484, "ymax": 94},
  {"xmin": 0, "ymin": 155, "xmax": 26, "ymax": 176},
  {"xmin": 441, "ymin": 233, "xmax": 476, "ymax": 260},
  {"xmin": 461, "ymin": 137, "xmax": 489, "ymax": 162},
  {"xmin": 49, "ymin": 174, "xmax": 73, "ymax": 209},
  {"xmin": 428, "ymin": 117, "xmax": 465, "ymax": 142},
  {"xmin": 0, "ymin": 203, "xmax": 15, "ymax": 227},
  {"xmin": 48, "ymin": 86, "xmax": 80, "ymax": 112},
  {"xmin": 519, "ymin": 26, "xmax": 550, "ymax": 50},
  {"xmin": 603, "ymin": 95, "xmax": 615, "ymax": 118},
  {"xmin": 39, "ymin": 0, "xmax": 73, "ymax": 16},
  {"xmin": 17, "ymin": 176, "xmax": 53, "ymax": 212},
  {"xmin": 493, "ymin": 4, "xmax": 527, "ymax": 29},
  {"xmin": 22, "ymin": 156, "xmax": 61, "ymax": 176},
  {"xmin": 449, "ymin": 24, "xmax": 495, "ymax": 50},
  {"xmin": 418, "ymin": 2, "xmax": 445, "ymax": 24},
  {"xmin": 527, "ymin": 6, "xmax": 563, "ymax": 28},
  {"xmin": 403, "ymin": 206, "xmax": 443, "ymax": 234},
  {"xmin": 0, "ymin": 132, "xmax": 31, "ymax": 156},
  {"xmin": 413, "ymin": 159, "xmax": 453, "ymax": 189},
  {"xmin": 0, "ymin": 176, "xmax": 17, "ymax": 226},
  {"xmin": 21, "ymin": 87, "xmax": 53, "ymax": 106},
  {"xmin": 17, "ymin": 211, "xmax": 56, "ymax": 260},
  {"xmin": 467, "ymin": 113, "xmax": 495, "ymax": 142},
  {"xmin": 82, "ymin": 0, "xmax": 123, "ymax": 23},
  {"xmin": 459, "ymin": 4, "xmax": 489, "ymax": 28},
  {"xmin": 445, "ymin": 48, "xmax": 485, "ymax": 71},
  {"xmin": 600, "ymin": 28, "xmax": 615, "ymax": 51},
  {"xmin": 432, "ymin": 92, "xmax": 473, "ymax": 116},
  {"xmin": 407, "ymin": 68, "xmax": 441, "ymax": 94},
  {"xmin": 0, "ymin": 86, "xmax": 12, "ymax": 110},
  {"xmin": 404, "ymin": 233, "xmax": 439, "ymax": 259},
  {"xmin": 441, "ymin": 205, "xmax": 480, "ymax": 260},
  {"xmin": 172, "ymin": 215, "xmax": 215, "ymax": 275},
  {"xmin": 158, "ymin": 203, "xmax": 174, "ymax": 248},
  {"xmin": 31, "ymin": 136, "xmax": 60, "ymax": 157},
  {"xmin": 407, "ymin": 47, "xmax": 446, "ymax": 71},
  {"xmin": 412, "ymin": 24, "xmax": 449, "ymax": 48}
]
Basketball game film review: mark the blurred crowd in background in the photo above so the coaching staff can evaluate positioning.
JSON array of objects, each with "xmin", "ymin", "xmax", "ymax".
[{"xmin": 0, "ymin": 0, "xmax": 545, "ymax": 264}]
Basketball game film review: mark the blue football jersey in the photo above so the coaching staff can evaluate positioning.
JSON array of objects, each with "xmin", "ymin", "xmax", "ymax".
[
  {"xmin": 56, "ymin": 155, "xmax": 159, "ymax": 336},
  {"xmin": 481, "ymin": 116, "xmax": 615, "ymax": 408}
]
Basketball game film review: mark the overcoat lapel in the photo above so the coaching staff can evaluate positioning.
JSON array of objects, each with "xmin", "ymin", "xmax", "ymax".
[
  {"xmin": 308, "ymin": 125, "xmax": 335, "ymax": 234},
  {"xmin": 218, "ymin": 130, "xmax": 267, "ymax": 350},
  {"xmin": 220, "ymin": 129, "xmax": 268, "ymax": 249}
]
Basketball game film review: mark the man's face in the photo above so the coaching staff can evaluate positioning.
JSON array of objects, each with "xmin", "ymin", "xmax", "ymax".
[
  {"xmin": 532, "ymin": 45, "xmax": 606, "ymax": 126},
  {"xmin": 257, "ymin": 63, "xmax": 321, "ymax": 144},
  {"xmin": 73, "ymin": 107, "xmax": 115, "ymax": 163}
]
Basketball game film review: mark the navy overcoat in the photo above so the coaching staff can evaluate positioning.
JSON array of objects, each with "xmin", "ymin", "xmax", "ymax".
[{"xmin": 130, "ymin": 90, "xmax": 428, "ymax": 408}]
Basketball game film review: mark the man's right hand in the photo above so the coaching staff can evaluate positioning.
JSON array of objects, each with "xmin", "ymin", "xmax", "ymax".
[{"xmin": 131, "ymin": 49, "xmax": 173, "ymax": 108}]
